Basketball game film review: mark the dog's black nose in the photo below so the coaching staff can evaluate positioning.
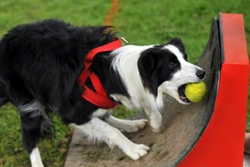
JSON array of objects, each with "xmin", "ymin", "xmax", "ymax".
[{"xmin": 196, "ymin": 70, "xmax": 205, "ymax": 79}]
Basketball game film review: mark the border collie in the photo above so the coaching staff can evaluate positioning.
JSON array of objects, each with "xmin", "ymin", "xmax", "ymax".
[{"xmin": 0, "ymin": 19, "xmax": 205, "ymax": 167}]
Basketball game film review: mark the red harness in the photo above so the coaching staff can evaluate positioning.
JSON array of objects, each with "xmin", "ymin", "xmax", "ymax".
[{"xmin": 78, "ymin": 39, "xmax": 122, "ymax": 109}]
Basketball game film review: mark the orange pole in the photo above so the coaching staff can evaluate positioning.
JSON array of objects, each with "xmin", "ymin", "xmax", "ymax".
[{"xmin": 104, "ymin": 0, "xmax": 119, "ymax": 25}]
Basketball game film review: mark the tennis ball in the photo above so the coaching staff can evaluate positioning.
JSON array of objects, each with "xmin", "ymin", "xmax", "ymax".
[{"xmin": 185, "ymin": 82, "xmax": 207, "ymax": 102}]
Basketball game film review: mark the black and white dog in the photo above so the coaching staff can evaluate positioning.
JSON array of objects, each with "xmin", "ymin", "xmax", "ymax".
[{"xmin": 0, "ymin": 20, "xmax": 205, "ymax": 167}]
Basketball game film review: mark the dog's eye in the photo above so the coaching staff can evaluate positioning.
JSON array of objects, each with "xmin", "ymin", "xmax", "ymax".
[{"xmin": 168, "ymin": 62, "xmax": 176, "ymax": 68}]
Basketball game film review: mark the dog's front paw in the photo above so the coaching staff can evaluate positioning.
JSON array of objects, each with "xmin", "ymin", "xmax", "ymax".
[
  {"xmin": 151, "ymin": 126, "xmax": 160, "ymax": 132},
  {"xmin": 149, "ymin": 114, "xmax": 162, "ymax": 132},
  {"xmin": 123, "ymin": 143, "xmax": 150, "ymax": 160},
  {"xmin": 124, "ymin": 119, "xmax": 148, "ymax": 133}
]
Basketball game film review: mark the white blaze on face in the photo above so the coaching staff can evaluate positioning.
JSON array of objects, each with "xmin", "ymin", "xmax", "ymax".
[{"xmin": 111, "ymin": 45, "xmax": 160, "ymax": 109}]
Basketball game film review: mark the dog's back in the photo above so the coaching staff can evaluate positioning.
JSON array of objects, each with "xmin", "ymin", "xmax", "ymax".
[{"xmin": 0, "ymin": 20, "xmax": 115, "ymax": 108}]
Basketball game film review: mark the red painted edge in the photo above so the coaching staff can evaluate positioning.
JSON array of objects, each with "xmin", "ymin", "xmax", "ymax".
[{"xmin": 178, "ymin": 13, "xmax": 249, "ymax": 167}]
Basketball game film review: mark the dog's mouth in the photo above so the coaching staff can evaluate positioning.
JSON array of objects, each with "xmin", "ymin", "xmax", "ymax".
[{"xmin": 178, "ymin": 84, "xmax": 191, "ymax": 103}]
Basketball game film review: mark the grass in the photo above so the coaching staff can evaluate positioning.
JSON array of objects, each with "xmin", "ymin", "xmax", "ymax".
[
  {"xmin": 0, "ymin": 0, "xmax": 249, "ymax": 166},
  {"xmin": 0, "ymin": 103, "xmax": 72, "ymax": 167},
  {"xmin": 113, "ymin": 0, "xmax": 250, "ymax": 63}
]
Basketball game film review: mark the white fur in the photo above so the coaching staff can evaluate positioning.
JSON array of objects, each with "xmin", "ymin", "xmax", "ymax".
[
  {"xmin": 105, "ymin": 115, "xmax": 148, "ymax": 133},
  {"xmin": 93, "ymin": 108, "xmax": 148, "ymax": 132},
  {"xmin": 93, "ymin": 108, "xmax": 147, "ymax": 132},
  {"xmin": 111, "ymin": 45, "xmax": 164, "ymax": 131},
  {"xmin": 18, "ymin": 101, "xmax": 53, "ymax": 132},
  {"xmin": 111, "ymin": 45, "xmax": 158, "ymax": 109},
  {"xmin": 30, "ymin": 147, "xmax": 44, "ymax": 167},
  {"xmin": 18, "ymin": 101, "xmax": 43, "ymax": 117},
  {"xmin": 92, "ymin": 108, "xmax": 109, "ymax": 117},
  {"xmin": 69, "ymin": 117, "xmax": 150, "ymax": 160}
]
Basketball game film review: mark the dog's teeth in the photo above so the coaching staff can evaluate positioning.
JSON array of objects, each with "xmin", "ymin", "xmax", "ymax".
[{"xmin": 180, "ymin": 95, "xmax": 188, "ymax": 101}]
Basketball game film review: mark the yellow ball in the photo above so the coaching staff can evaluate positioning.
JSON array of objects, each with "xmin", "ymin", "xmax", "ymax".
[{"xmin": 185, "ymin": 82, "xmax": 207, "ymax": 102}]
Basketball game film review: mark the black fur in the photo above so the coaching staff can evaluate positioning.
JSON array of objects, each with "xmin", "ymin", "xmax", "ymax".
[{"xmin": 0, "ymin": 19, "xmax": 126, "ymax": 153}]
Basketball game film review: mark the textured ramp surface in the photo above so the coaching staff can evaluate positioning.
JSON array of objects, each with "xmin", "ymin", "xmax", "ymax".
[
  {"xmin": 64, "ymin": 19, "xmax": 221, "ymax": 167},
  {"xmin": 244, "ymin": 154, "xmax": 250, "ymax": 167}
]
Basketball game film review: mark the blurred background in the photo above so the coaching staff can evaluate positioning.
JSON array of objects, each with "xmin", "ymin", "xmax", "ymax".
[{"xmin": 0, "ymin": 0, "xmax": 249, "ymax": 166}]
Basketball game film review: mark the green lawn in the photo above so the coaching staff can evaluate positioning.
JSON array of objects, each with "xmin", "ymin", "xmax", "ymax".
[{"xmin": 0, "ymin": 0, "xmax": 249, "ymax": 166}]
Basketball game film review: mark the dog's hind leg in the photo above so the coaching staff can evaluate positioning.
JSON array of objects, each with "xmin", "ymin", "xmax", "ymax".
[
  {"xmin": 70, "ymin": 117, "xmax": 150, "ymax": 160},
  {"xmin": 18, "ymin": 101, "xmax": 52, "ymax": 167},
  {"xmin": 93, "ymin": 109, "xmax": 148, "ymax": 133}
]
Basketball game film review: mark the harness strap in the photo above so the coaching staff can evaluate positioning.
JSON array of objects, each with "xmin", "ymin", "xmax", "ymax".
[
  {"xmin": 84, "ymin": 39, "xmax": 123, "ymax": 69},
  {"xmin": 78, "ymin": 39, "xmax": 122, "ymax": 109}
]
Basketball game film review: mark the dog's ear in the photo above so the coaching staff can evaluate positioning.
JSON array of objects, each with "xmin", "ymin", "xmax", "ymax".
[
  {"xmin": 138, "ymin": 48, "xmax": 161, "ymax": 96},
  {"xmin": 167, "ymin": 37, "xmax": 185, "ymax": 52},
  {"xmin": 138, "ymin": 49, "xmax": 160, "ymax": 95},
  {"xmin": 138, "ymin": 49, "xmax": 159, "ymax": 76}
]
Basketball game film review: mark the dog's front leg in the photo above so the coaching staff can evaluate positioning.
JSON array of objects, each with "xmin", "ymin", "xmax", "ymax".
[
  {"xmin": 70, "ymin": 117, "xmax": 150, "ymax": 160},
  {"xmin": 144, "ymin": 108, "xmax": 162, "ymax": 132}
]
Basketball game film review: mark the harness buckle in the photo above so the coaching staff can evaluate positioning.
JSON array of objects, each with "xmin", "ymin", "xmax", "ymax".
[{"xmin": 120, "ymin": 37, "xmax": 129, "ymax": 44}]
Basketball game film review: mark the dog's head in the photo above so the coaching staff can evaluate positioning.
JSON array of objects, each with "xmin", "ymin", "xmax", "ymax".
[{"xmin": 138, "ymin": 38, "xmax": 205, "ymax": 104}]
